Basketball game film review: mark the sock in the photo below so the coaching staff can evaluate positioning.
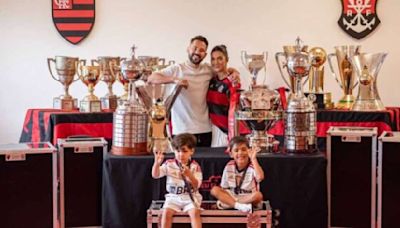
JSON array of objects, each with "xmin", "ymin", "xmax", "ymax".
[{"xmin": 234, "ymin": 202, "xmax": 252, "ymax": 213}]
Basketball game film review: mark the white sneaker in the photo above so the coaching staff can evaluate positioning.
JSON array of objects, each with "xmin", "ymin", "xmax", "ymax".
[{"xmin": 234, "ymin": 202, "xmax": 252, "ymax": 213}]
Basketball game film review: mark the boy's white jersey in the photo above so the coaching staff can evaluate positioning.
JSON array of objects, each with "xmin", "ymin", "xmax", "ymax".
[
  {"xmin": 159, "ymin": 159, "xmax": 203, "ymax": 195},
  {"xmin": 220, "ymin": 160, "xmax": 259, "ymax": 195}
]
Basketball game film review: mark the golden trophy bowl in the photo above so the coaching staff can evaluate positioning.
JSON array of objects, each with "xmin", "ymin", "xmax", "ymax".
[{"xmin": 78, "ymin": 65, "xmax": 102, "ymax": 112}]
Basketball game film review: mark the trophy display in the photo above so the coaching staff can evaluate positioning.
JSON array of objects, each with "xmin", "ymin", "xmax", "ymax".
[
  {"xmin": 350, "ymin": 52, "xmax": 388, "ymax": 111},
  {"xmin": 92, "ymin": 56, "xmax": 121, "ymax": 110},
  {"xmin": 136, "ymin": 83, "xmax": 183, "ymax": 153},
  {"xmin": 327, "ymin": 45, "xmax": 361, "ymax": 109},
  {"xmin": 284, "ymin": 38, "xmax": 317, "ymax": 153},
  {"xmin": 111, "ymin": 45, "xmax": 149, "ymax": 156},
  {"xmin": 275, "ymin": 42, "xmax": 309, "ymax": 100},
  {"xmin": 306, "ymin": 47, "xmax": 334, "ymax": 109},
  {"xmin": 78, "ymin": 64, "xmax": 102, "ymax": 112},
  {"xmin": 236, "ymin": 51, "xmax": 282, "ymax": 151},
  {"xmin": 47, "ymin": 56, "xmax": 83, "ymax": 111}
]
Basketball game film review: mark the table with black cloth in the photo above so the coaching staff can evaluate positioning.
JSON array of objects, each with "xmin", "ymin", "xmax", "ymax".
[{"xmin": 103, "ymin": 148, "xmax": 327, "ymax": 228}]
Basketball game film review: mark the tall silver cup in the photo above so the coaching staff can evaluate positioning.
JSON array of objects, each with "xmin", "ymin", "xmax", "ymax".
[
  {"xmin": 327, "ymin": 45, "xmax": 361, "ymax": 109},
  {"xmin": 350, "ymin": 52, "xmax": 387, "ymax": 111}
]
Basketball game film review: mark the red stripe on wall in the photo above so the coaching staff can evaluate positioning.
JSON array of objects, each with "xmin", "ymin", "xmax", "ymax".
[
  {"xmin": 53, "ymin": 10, "xmax": 94, "ymax": 18},
  {"xmin": 56, "ymin": 23, "xmax": 92, "ymax": 31},
  {"xmin": 66, "ymin": 36, "xmax": 84, "ymax": 44},
  {"xmin": 73, "ymin": 0, "xmax": 94, "ymax": 4}
]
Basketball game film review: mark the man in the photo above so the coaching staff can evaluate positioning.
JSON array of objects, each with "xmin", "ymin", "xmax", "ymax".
[{"xmin": 147, "ymin": 35, "xmax": 239, "ymax": 147}]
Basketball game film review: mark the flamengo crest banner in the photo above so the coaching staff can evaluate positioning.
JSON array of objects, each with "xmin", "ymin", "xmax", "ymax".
[
  {"xmin": 52, "ymin": 0, "xmax": 95, "ymax": 44},
  {"xmin": 338, "ymin": 0, "xmax": 380, "ymax": 39}
]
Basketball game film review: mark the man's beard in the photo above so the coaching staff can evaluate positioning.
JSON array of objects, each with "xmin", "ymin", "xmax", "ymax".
[{"xmin": 189, "ymin": 53, "xmax": 204, "ymax": 65}]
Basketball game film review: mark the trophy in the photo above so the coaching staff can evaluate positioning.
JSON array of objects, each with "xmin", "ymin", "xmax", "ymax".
[
  {"xmin": 306, "ymin": 47, "xmax": 334, "ymax": 109},
  {"xmin": 275, "ymin": 43, "xmax": 309, "ymax": 99},
  {"xmin": 111, "ymin": 45, "xmax": 149, "ymax": 156},
  {"xmin": 350, "ymin": 52, "xmax": 388, "ymax": 111},
  {"xmin": 136, "ymin": 83, "xmax": 183, "ymax": 153},
  {"xmin": 138, "ymin": 56, "xmax": 160, "ymax": 81},
  {"xmin": 236, "ymin": 51, "xmax": 282, "ymax": 151},
  {"xmin": 77, "ymin": 64, "xmax": 102, "ymax": 112},
  {"xmin": 284, "ymin": 37, "xmax": 317, "ymax": 153},
  {"xmin": 327, "ymin": 45, "xmax": 361, "ymax": 109},
  {"xmin": 92, "ymin": 56, "xmax": 121, "ymax": 110},
  {"xmin": 47, "ymin": 56, "xmax": 84, "ymax": 110}
]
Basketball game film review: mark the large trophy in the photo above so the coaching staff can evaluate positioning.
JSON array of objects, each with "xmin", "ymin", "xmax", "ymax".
[
  {"xmin": 307, "ymin": 47, "xmax": 334, "ymax": 109},
  {"xmin": 92, "ymin": 56, "xmax": 121, "ymax": 110},
  {"xmin": 284, "ymin": 38, "xmax": 317, "ymax": 153},
  {"xmin": 77, "ymin": 64, "xmax": 102, "ymax": 112},
  {"xmin": 111, "ymin": 46, "xmax": 149, "ymax": 156},
  {"xmin": 327, "ymin": 45, "xmax": 361, "ymax": 109},
  {"xmin": 275, "ymin": 43, "xmax": 309, "ymax": 99},
  {"xmin": 236, "ymin": 51, "xmax": 282, "ymax": 151},
  {"xmin": 47, "ymin": 56, "xmax": 83, "ymax": 110},
  {"xmin": 136, "ymin": 83, "xmax": 183, "ymax": 153},
  {"xmin": 350, "ymin": 52, "xmax": 388, "ymax": 111}
]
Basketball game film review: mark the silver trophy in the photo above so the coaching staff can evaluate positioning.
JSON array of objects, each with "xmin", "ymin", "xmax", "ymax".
[
  {"xmin": 350, "ymin": 52, "xmax": 387, "ymax": 111},
  {"xmin": 327, "ymin": 45, "xmax": 361, "ymax": 109},
  {"xmin": 284, "ymin": 37, "xmax": 317, "ymax": 153},
  {"xmin": 111, "ymin": 45, "xmax": 149, "ymax": 156},
  {"xmin": 236, "ymin": 51, "xmax": 282, "ymax": 151},
  {"xmin": 92, "ymin": 56, "xmax": 121, "ymax": 110},
  {"xmin": 136, "ymin": 83, "xmax": 183, "ymax": 153},
  {"xmin": 47, "ymin": 56, "xmax": 84, "ymax": 110},
  {"xmin": 77, "ymin": 64, "xmax": 102, "ymax": 112}
]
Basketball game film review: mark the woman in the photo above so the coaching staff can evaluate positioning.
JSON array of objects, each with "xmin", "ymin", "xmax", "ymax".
[{"xmin": 207, "ymin": 45, "xmax": 248, "ymax": 147}]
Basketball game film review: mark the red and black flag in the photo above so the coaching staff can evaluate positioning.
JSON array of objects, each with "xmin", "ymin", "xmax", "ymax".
[
  {"xmin": 52, "ymin": 0, "xmax": 95, "ymax": 45},
  {"xmin": 338, "ymin": 0, "xmax": 380, "ymax": 39}
]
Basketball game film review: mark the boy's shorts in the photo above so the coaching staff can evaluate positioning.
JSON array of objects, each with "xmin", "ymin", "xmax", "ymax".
[
  {"xmin": 216, "ymin": 190, "xmax": 263, "ymax": 210},
  {"xmin": 163, "ymin": 193, "xmax": 202, "ymax": 212}
]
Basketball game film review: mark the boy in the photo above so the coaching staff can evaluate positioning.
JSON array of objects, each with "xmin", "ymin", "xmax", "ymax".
[
  {"xmin": 152, "ymin": 133, "xmax": 203, "ymax": 228},
  {"xmin": 211, "ymin": 136, "xmax": 264, "ymax": 213}
]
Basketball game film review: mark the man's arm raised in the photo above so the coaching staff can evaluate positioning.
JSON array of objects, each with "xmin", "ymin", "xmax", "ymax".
[{"xmin": 147, "ymin": 72, "xmax": 176, "ymax": 84}]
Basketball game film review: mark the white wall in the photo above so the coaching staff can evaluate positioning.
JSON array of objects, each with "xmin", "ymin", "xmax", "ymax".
[{"xmin": 1, "ymin": 0, "xmax": 399, "ymax": 143}]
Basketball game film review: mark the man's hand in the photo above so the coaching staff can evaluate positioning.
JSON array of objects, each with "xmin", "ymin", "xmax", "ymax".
[{"xmin": 154, "ymin": 150, "xmax": 164, "ymax": 165}]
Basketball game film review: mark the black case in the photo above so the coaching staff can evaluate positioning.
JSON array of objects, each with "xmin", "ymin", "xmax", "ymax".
[
  {"xmin": 58, "ymin": 137, "xmax": 107, "ymax": 228},
  {"xmin": 327, "ymin": 126, "xmax": 377, "ymax": 228},
  {"xmin": 0, "ymin": 142, "xmax": 57, "ymax": 228}
]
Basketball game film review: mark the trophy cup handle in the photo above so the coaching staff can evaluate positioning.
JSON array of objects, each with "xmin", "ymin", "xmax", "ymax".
[
  {"xmin": 91, "ymin": 59, "xmax": 99, "ymax": 66},
  {"xmin": 158, "ymin": 58, "xmax": 166, "ymax": 66},
  {"xmin": 240, "ymin": 51, "xmax": 247, "ymax": 68},
  {"xmin": 75, "ymin": 59, "xmax": 87, "ymax": 81},
  {"xmin": 327, "ymin": 53, "xmax": 343, "ymax": 89},
  {"xmin": 47, "ymin": 58, "xmax": 59, "ymax": 82},
  {"xmin": 109, "ymin": 61, "xmax": 119, "ymax": 78},
  {"xmin": 275, "ymin": 52, "xmax": 291, "ymax": 87}
]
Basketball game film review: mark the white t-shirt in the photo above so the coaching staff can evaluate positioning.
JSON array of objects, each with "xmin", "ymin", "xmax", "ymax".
[
  {"xmin": 159, "ymin": 61, "xmax": 213, "ymax": 135},
  {"xmin": 220, "ymin": 160, "xmax": 259, "ymax": 196}
]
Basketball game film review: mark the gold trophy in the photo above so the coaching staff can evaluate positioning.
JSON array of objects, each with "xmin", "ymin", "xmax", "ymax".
[
  {"xmin": 350, "ymin": 52, "xmax": 388, "ymax": 111},
  {"xmin": 47, "ymin": 56, "xmax": 84, "ymax": 110},
  {"xmin": 275, "ymin": 43, "xmax": 309, "ymax": 99},
  {"xmin": 138, "ymin": 56, "xmax": 160, "ymax": 81},
  {"xmin": 306, "ymin": 47, "xmax": 334, "ymax": 109},
  {"xmin": 78, "ymin": 64, "xmax": 102, "ymax": 112},
  {"xmin": 110, "ymin": 60, "xmax": 129, "ymax": 101},
  {"xmin": 92, "ymin": 57, "xmax": 121, "ymax": 110},
  {"xmin": 327, "ymin": 45, "xmax": 361, "ymax": 109}
]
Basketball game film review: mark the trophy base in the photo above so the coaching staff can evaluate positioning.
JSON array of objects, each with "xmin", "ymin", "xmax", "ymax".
[
  {"xmin": 352, "ymin": 99, "xmax": 385, "ymax": 111},
  {"xmin": 111, "ymin": 144, "xmax": 149, "ymax": 156},
  {"xmin": 284, "ymin": 135, "xmax": 318, "ymax": 154},
  {"xmin": 336, "ymin": 95, "xmax": 355, "ymax": 110},
  {"xmin": 53, "ymin": 97, "xmax": 77, "ymax": 111},
  {"xmin": 79, "ymin": 100, "xmax": 102, "ymax": 113},
  {"xmin": 101, "ymin": 96, "xmax": 118, "ymax": 110},
  {"xmin": 305, "ymin": 92, "xmax": 334, "ymax": 109}
]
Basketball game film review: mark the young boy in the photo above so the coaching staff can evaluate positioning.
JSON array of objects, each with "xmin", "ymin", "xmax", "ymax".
[
  {"xmin": 152, "ymin": 133, "xmax": 203, "ymax": 228},
  {"xmin": 211, "ymin": 136, "xmax": 264, "ymax": 213}
]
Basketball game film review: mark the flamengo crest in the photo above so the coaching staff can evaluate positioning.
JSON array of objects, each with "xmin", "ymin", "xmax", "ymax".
[
  {"xmin": 52, "ymin": 0, "xmax": 95, "ymax": 44},
  {"xmin": 338, "ymin": 0, "xmax": 380, "ymax": 39}
]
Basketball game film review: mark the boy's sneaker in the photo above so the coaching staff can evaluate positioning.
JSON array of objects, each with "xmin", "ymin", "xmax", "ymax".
[{"xmin": 234, "ymin": 202, "xmax": 252, "ymax": 213}]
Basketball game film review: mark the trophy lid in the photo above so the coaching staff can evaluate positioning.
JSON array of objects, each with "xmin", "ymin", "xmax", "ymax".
[{"xmin": 120, "ymin": 45, "xmax": 144, "ymax": 81}]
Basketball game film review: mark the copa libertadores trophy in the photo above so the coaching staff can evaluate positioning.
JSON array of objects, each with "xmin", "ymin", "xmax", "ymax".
[
  {"xmin": 111, "ymin": 45, "xmax": 149, "ymax": 156},
  {"xmin": 350, "ymin": 52, "xmax": 387, "ymax": 111},
  {"xmin": 236, "ymin": 51, "xmax": 282, "ymax": 151},
  {"xmin": 327, "ymin": 45, "xmax": 361, "ymax": 109},
  {"xmin": 136, "ymin": 83, "xmax": 183, "ymax": 153},
  {"xmin": 48, "ymin": 56, "xmax": 83, "ymax": 110},
  {"xmin": 77, "ymin": 64, "xmax": 102, "ymax": 112},
  {"xmin": 284, "ymin": 37, "xmax": 317, "ymax": 153},
  {"xmin": 92, "ymin": 56, "xmax": 121, "ymax": 110},
  {"xmin": 307, "ymin": 47, "xmax": 334, "ymax": 109}
]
